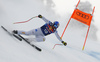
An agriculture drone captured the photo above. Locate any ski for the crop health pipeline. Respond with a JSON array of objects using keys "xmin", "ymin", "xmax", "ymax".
[
  {"xmin": 1, "ymin": 26, "xmax": 22, "ymax": 41},
  {"xmin": 1, "ymin": 26, "xmax": 41, "ymax": 51},
  {"xmin": 18, "ymin": 34, "xmax": 42, "ymax": 51}
]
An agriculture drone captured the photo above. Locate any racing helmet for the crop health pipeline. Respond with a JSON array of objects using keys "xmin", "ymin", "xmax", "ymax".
[{"xmin": 53, "ymin": 21, "xmax": 59, "ymax": 29}]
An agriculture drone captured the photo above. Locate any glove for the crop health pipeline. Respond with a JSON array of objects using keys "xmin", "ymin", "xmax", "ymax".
[
  {"xmin": 62, "ymin": 41, "xmax": 67, "ymax": 46},
  {"xmin": 38, "ymin": 14, "xmax": 42, "ymax": 18}
]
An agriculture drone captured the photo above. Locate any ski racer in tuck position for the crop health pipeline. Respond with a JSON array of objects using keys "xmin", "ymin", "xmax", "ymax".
[{"xmin": 13, "ymin": 15, "xmax": 67, "ymax": 46}]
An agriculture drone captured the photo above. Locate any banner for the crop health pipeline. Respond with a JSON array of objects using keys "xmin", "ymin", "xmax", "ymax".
[
  {"xmin": 60, "ymin": 0, "xmax": 95, "ymax": 50},
  {"xmin": 71, "ymin": 9, "xmax": 92, "ymax": 26}
]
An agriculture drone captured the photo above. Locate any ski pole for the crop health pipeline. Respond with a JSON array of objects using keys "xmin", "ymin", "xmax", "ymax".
[
  {"xmin": 53, "ymin": 44, "xmax": 63, "ymax": 49},
  {"xmin": 13, "ymin": 16, "xmax": 38, "ymax": 24}
]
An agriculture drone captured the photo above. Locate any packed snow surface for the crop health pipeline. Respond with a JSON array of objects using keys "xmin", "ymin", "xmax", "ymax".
[{"xmin": 0, "ymin": 0, "xmax": 100, "ymax": 62}]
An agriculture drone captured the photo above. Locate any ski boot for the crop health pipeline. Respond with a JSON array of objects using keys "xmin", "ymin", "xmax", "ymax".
[{"xmin": 12, "ymin": 30, "xmax": 18, "ymax": 34}]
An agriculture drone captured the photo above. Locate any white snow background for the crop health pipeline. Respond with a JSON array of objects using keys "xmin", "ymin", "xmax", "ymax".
[{"xmin": 0, "ymin": 0, "xmax": 100, "ymax": 62}]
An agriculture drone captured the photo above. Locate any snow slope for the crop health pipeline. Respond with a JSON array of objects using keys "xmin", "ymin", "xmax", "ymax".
[{"xmin": 0, "ymin": 0, "xmax": 100, "ymax": 62}]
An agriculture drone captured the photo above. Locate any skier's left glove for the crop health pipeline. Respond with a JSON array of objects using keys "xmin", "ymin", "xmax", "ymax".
[
  {"xmin": 62, "ymin": 41, "xmax": 67, "ymax": 46},
  {"xmin": 38, "ymin": 14, "xmax": 42, "ymax": 18}
]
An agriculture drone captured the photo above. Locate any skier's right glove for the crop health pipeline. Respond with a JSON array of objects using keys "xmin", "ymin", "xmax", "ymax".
[
  {"xmin": 62, "ymin": 41, "xmax": 67, "ymax": 46},
  {"xmin": 38, "ymin": 14, "xmax": 42, "ymax": 18}
]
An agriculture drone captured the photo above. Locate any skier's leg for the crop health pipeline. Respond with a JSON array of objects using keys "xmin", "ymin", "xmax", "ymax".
[
  {"xmin": 33, "ymin": 28, "xmax": 45, "ymax": 42},
  {"xmin": 13, "ymin": 29, "xmax": 35, "ymax": 35},
  {"xmin": 13, "ymin": 28, "xmax": 45, "ymax": 42},
  {"xmin": 35, "ymin": 36, "xmax": 46, "ymax": 42},
  {"xmin": 25, "ymin": 37, "xmax": 36, "ymax": 43},
  {"xmin": 25, "ymin": 36, "xmax": 45, "ymax": 43}
]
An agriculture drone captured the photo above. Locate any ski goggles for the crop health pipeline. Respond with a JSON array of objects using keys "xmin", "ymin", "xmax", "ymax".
[
  {"xmin": 54, "ymin": 24, "xmax": 59, "ymax": 28},
  {"xmin": 54, "ymin": 25, "xmax": 57, "ymax": 28}
]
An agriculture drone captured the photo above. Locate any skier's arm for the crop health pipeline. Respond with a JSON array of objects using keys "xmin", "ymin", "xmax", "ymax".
[
  {"xmin": 54, "ymin": 31, "xmax": 67, "ymax": 46},
  {"xmin": 54, "ymin": 31, "xmax": 63, "ymax": 41},
  {"xmin": 38, "ymin": 15, "xmax": 50, "ymax": 23}
]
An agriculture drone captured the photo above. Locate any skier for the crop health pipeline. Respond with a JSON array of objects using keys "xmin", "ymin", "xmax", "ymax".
[{"xmin": 13, "ymin": 15, "xmax": 67, "ymax": 46}]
